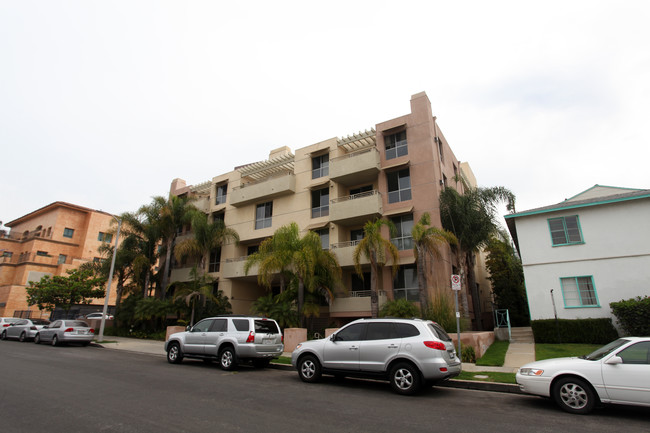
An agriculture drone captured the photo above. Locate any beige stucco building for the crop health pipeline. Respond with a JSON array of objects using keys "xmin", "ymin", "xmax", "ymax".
[
  {"xmin": 171, "ymin": 92, "xmax": 491, "ymax": 329},
  {"xmin": 0, "ymin": 202, "xmax": 119, "ymax": 318}
]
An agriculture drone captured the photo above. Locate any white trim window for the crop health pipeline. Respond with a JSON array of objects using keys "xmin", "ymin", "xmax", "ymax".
[{"xmin": 560, "ymin": 276, "xmax": 599, "ymax": 307}]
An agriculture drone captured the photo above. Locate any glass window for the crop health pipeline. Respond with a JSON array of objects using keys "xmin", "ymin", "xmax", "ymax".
[
  {"xmin": 57, "ymin": 254, "xmax": 67, "ymax": 265},
  {"xmin": 63, "ymin": 228, "xmax": 74, "ymax": 238},
  {"xmin": 216, "ymin": 184, "xmax": 228, "ymax": 205},
  {"xmin": 191, "ymin": 319, "xmax": 214, "ymax": 333},
  {"xmin": 247, "ymin": 245, "xmax": 259, "ymax": 256},
  {"xmin": 209, "ymin": 248, "xmax": 221, "ymax": 273},
  {"xmin": 428, "ymin": 323, "xmax": 452, "ymax": 341},
  {"xmin": 335, "ymin": 323, "xmax": 366, "ymax": 341},
  {"xmin": 98, "ymin": 232, "xmax": 113, "ymax": 243},
  {"xmin": 311, "ymin": 188, "xmax": 329, "ymax": 218},
  {"xmin": 394, "ymin": 264, "xmax": 418, "ymax": 301},
  {"xmin": 548, "ymin": 215, "xmax": 583, "ymax": 246},
  {"xmin": 36, "ymin": 251, "xmax": 48, "ymax": 256},
  {"xmin": 210, "ymin": 319, "xmax": 228, "ymax": 332},
  {"xmin": 397, "ymin": 323, "xmax": 421, "ymax": 338},
  {"xmin": 350, "ymin": 229, "xmax": 364, "ymax": 243},
  {"xmin": 366, "ymin": 322, "xmax": 398, "ymax": 340},
  {"xmin": 312, "ymin": 154, "xmax": 329, "ymax": 179},
  {"xmin": 351, "ymin": 273, "xmax": 370, "ymax": 292},
  {"xmin": 350, "ymin": 185, "xmax": 373, "ymax": 196},
  {"xmin": 213, "ymin": 212, "xmax": 225, "ymax": 224},
  {"xmin": 616, "ymin": 342, "xmax": 650, "ymax": 364},
  {"xmin": 314, "ymin": 228, "xmax": 329, "ymax": 250},
  {"xmin": 232, "ymin": 319, "xmax": 250, "ymax": 331},
  {"xmin": 255, "ymin": 202, "xmax": 273, "ymax": 230},
  {"xmin": 255, "ymin": 320, "xmax": 280, "ymax": 334},
  {"xmin": 385, "ymin": 130, "xmax": 408, "ymax": 160},
  {"xmin": 50, "ymin": 321, "xmax": 62, "ymax": 328},
  {"xmin": 387, "ymin": 169, "xmax": 412, "ymax": 204},
  {"xmin": 391, "ymin": 214, "xmax": 414, "ymax": 250},
  {"xmin": 561, "ymin": 276, "xmax": 599, "ymax": 307}
]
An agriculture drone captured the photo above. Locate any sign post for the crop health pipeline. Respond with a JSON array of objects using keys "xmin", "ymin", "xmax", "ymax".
[{"xmin": 451, "ymin": 274, "xmax": 462, "ymax": 358}]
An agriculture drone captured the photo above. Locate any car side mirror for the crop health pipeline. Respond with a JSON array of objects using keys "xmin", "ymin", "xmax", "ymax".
[
  {"xmin": 186, "ymin": 326, "xmax": 191, "ymax": 332},
  {"xmin": 330, "ymin": 334, "xmax": 338, "ymax": 342},
  {"xmin": 605, "ymin": 356, "xmax": 623, "ymax": 365}
]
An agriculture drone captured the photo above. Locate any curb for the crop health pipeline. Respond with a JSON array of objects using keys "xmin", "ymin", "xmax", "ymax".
[{"xmin": 438, "ymin": 379, "xmax": 522, "ymax": 394}]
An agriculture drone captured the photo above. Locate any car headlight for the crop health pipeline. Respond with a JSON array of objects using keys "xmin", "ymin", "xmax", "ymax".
[
  {"xmin": 519, "ymin": 368, "xmax": 544, "ymax": 376},
  {"xmin": 295, "ymin": 343, "xmax": 302, "ymax": 350}
]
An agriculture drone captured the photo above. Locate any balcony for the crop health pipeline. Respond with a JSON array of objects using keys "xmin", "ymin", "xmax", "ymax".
[
  {"xmin": 329, "ymin": 290, "xmax": 387, "ymax": 316},
  {"xmin": 230, "ymin": 173, "xmax": 296, "ymax": 207},
  {"xmin": 331, "ymin": 241, "xmax": 368, "ymax": 268},
  {"xmin": 330, "ymin": 190, "xmax": 382, "ymax": 226},
  {"xmin": 329, "ymin": 148, "xmax": 380, "ymax": 186},
  {"xmin": 221, "ymin": 256, "xmax": 259, "ymax": 279}
]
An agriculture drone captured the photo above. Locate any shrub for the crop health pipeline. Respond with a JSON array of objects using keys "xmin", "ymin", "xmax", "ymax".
[
  {"xmin": 610, "ymin": 296, "xmax": 650, "ymax": 336},
  {"xmin": 461, "ymin": 345, "xmax": 476, "ymax": 363},
  {"xmin": 379, "ymin": 298, "xmax": 419, "ymax": 318},
  {"xmin": 423, "ymin": 292, "xmax": 456, "ymax": 333},
  {"xmin": 531, "ymin": 318, "xmax": 618, "ymax": 344}
]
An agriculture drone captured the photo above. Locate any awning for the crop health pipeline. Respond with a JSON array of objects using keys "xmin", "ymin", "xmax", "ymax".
[{"xmin": 383, "ymin": 206, "xmax": 413, "ymax": 217}]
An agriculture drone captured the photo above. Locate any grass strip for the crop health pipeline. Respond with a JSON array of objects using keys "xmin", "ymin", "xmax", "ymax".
[
  {"xmin": 456, "ymin": 371, "xmax": 517, "ymax": 384},
  {"xmin": 475, "ymin": 340, "xmax": 509, "ymax": 366},
  {"xmin": 535, "ymin": 343, "xmax": 601, "ymax": 361}
]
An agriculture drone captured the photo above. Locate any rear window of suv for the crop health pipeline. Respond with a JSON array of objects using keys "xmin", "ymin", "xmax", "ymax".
[
  {"xmin": 255, "ymin": 320, "xmax": 279, "ymax": 334},
  {"xmin": 428, "ymin": 323, "xmax": 452, "ymax": 342},
  {"xmin": 232, "ymin": 319, "xmax": 250, "ymax": 331}
]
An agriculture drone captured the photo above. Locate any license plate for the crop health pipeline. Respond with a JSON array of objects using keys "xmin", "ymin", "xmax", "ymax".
[
  {"xmin": 263, "ymin": 338, "xmax": 273, "ymax": 344},
  {"xmin": 77, "ymin": 330, "xmax": 87, "ymax": 335}
]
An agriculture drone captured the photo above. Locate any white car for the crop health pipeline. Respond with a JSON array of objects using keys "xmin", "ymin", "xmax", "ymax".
[
  {"xmin": 516, "ymin": 337, "xmax": 650, "ymax": 414},
  {"xmin": 85, "ymin": 312, "xmax": 114, "ymax": 320}
]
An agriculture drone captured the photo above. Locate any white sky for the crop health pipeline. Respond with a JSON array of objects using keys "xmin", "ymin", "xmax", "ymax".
[{"xmin": 1, "ymin": 1, "xmax": 649, "ymax": 228}]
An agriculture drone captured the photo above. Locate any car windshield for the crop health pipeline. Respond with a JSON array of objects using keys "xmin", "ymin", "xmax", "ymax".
[
  {"xmin": 255, "ymin": 320, "xmax": 279, "ymax": 334},
  {"xmin": 66, "ymin": 321, "xmax": 89, "ymax": 328},
  {"xmin": 32, "ymin": 319, "xmax": 50, "ymax": 325},
  {"xmin": 582, "ymin": 338, "xmax": 630, "ymax": 360}
]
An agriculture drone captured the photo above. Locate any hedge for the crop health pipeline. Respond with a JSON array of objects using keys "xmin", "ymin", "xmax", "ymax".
[
  {"xmin": 610, "ymin": 296, "xmax": 650, "ymax": 336},
  {"xmin": 531, "ymin": 318, "xmax": 618, "ymax": 344}
]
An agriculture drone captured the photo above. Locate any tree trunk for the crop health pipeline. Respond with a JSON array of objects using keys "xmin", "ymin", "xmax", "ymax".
[
  {"xmin": 298, "ymin": 278, "xmax": 305, "ymax": 327},
  {"xmin": 466, "ymin": 252, "xmax": 483, "ymax": 331},
  {"xmin": 160, "ymin": 238, "xmax": 174, "ymax": 299},
  {"xmin": 417, "ymin": 249, "xmax": 428, "ymax": 317},
  {"xmin": 370, "ymin": 252, "xmax": 378, "ymax": 318},
  {"xmin": 459, "ymin": 257, "xmax": 470, "ymax": 320}
]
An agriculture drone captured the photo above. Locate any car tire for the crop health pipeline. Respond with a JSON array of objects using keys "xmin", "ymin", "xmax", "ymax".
[
  {"xmin": 389, "ymin": 362, "xmax": 422, "ymax": 395},
  {"xmin": 34, "ymin": 333, "xmax": 41, "ymax": 344},
  {"xmin": 166, "ymin": 342, "xmax": 183, "ymax": 364},
  {"xmin": 51, "ymin": 335, "xmax": 59, "ymax": 347},
  {"xmin": 0, "ymin": 330, "xmax": 6, "ymax": 340},
  {"xmin": 298, "ymin": 355, "xmax": 322, "ymax": 383},
  {"xmin": 19, "ymin": 332, "xmax": 27, "ymax": 342},
  {"xmin": 253, "ymin": 358, "xmax": 271, "ymax": 369},
  {"xmin": 552, "ymin": 376, "xmax": 597, "ymax": 414},
  {"xmin": 219, "ymin": 347, "xmax": 238, "ymax": 371}
]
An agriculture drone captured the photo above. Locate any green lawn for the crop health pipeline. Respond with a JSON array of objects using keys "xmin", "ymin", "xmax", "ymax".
[
  {"xmin": 475, "ymin": 340, "xmax": 509, "ymax": 366},
  {"xmin": 535, "ymin": 343, "xmax": 601, "ymax": 361},
  {"xmin": 456, "ymin": 371, "xmax": 516, "ymax": 384},
  {"xmin": 274, "ymin": 356, "xmax": 292, "ymax": 365}
]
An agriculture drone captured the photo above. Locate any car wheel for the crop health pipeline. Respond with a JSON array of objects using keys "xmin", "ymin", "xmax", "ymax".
[
  {"xmin": 51, "ymin": 335, "xmax": 59, "ymax": 347},
  {"xmin": 19, "ymin": 332, "xmax": 27, "ymax": 342},
  {"xmin": 219, "ymin": 347, "xmax": 237, "ymax": 371},
  {"xmin": 34, "ymin": 333, "xmax": 41, "ymax": 344},
  {"xmin": 253, "ymin": 358, "xmax": 271, "ymax": 369},
  {"xmin": 298, "ymin": 355, "xmax": 322, "ymax": 383},
  {"xmin": 552, "ymin": 377, "xmax": 597, "ymax": 414},
  {"xmin": 166, "ymin": 342, "xmax": 183, "ymax": 364},
  {"xmin": 0, "ymin": 330, "xmax": 6, "ymax": 340},
  {"xmin": 390, "ymin": 362, "xmax": 422, "ymax": 395}
]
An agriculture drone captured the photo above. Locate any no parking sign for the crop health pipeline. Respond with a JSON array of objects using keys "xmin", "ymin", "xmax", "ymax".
[{"xmin": 451, "ymin": 274, "xmax": 461, "ymax": 291}]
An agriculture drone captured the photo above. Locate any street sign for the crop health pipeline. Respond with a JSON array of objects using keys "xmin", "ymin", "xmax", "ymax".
[{"xmin": 451, "ymin": 274, "xmax": 461, "ymax": 291}]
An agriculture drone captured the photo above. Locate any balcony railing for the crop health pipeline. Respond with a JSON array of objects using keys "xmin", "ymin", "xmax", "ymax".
[
  {"xmin": 329, "ymin": 147, "xmax": 380, "ymax": 186},
  {"xmin": 330, "ymin": 190, "xmax": 382, "ymax": 225},
  {"xmin": 230, "ymin": 172, "xmax": 296, "ymax": 207}
]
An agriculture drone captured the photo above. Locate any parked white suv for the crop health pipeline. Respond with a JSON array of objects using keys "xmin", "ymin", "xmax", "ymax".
[
  {"xmin": 291, "ymin": 318, "xmax": 461, "ymax": 395},
  {"xmin": 165, "ymin": 315, "xmax": 284, "ymax": 370}
]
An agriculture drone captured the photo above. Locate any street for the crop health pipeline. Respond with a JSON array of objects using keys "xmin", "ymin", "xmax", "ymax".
[{"xmin": 1, "ymin": 342, "xmax": 648, "ymax": 433}]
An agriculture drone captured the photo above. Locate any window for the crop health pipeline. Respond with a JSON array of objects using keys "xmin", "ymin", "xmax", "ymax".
[
  {"xmin": 387, "ymin": 169, "xmax": 412, "ymax": 203},
  {"xmin": 336, "ymin": 323, "xmax": 366, "ymax": 341},
  {"xmin": 63, "ymin": 228, "xmax": 74, "ymax": 238},
  {"xmin": 385, "ymin": 130, "xmax": 408, "ymax": 160},
  {"xmin": 394, "ymin": 264, "xmax": 418, "ymax": 301},
  {"xmin": 232, "ymin": 319, "xmax": 250, "ymax": 331},
  {"xmin": 213, "ymin": 211, "xmax": 225, "ymax": 224},
  {"xmin": 57, "ymin": 254, "xmax": 67, "ymax": 265},
  {"xmin": 437, "ymin": 137, "xmax": 444, "ymax": 163},
  {"xmin": 391, "ymin": 214, "xmax": 414, "ymax": 250},
  {"xmin": 617, "ymin": 342, "xmax": 650, "ymax": 364},
  {"xmin": 366, "ymin": 323, "xmax": 398, "ymax": 340},
  {"xmin": 209, "ymin": 248, "xmax": 221, "ymax": 273},
  {"xmin": 247, "ymin": 245, "xmax": 259, "ymax": 256},
  {"xmin": 350, "ymin": 229, "xmax": 364, "ymax": 242},
  {"xmin": 191, "ymin": 319, "xmax": 214, "ymax": 333},
  {"xmin": 351, "ymin": 273, "xmax": 371, "ymax": 292},
  {"xmin": 548, "ymin": 216, "xmax": 583, "ymax": 246},
  {"xmin": 350, "ymin": 185, "xmax": 373, "ymax": 196},
  {"xmin": 36, "ymin": 251, "xmax": 48, "ymax": 257},
  {"xmin": 314, "ymin": 228, "xmax": 329, "ymax": 249},
  {"xmin": 560, "ymin": 276, "xmax": 599, "ymax": 307},
  {"xmin": 2, "ymin": 251, "xmax": 12, "ymax": 258},
  {"xmin": 311, "ymin": 188, "xmax": 329, "ymax": 218},
  {"xmin": 98, "ymin": 232, "xmax": 113, "ymax": 243},
  {"xmin": 255, "ymin": 202, "xmax": 273, "ymax": 230},
  {"xmin": 216, "ymin": 183, "xmax": 228, "ymax": 205},
  {"xmin": 312, "ymin": 154, "xmax": 329, "ymax": 179},
  {"xmin": 210, "ymin": 319, "xmax": 228, "ymax": 332}
]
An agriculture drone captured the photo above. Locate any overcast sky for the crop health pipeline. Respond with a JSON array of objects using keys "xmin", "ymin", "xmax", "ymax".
[{"xmin": 1, "ymin": 1, "xmax": 648, "ymax": 228}]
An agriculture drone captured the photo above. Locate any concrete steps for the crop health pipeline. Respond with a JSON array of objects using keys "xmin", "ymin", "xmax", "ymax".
[
  {"xmin": 509, "ymin": 327, "xmax": 534, "ymax": 343},
  {"xmin": 503, "ymin": 327, "xmax": 535, "ymax": 368}
]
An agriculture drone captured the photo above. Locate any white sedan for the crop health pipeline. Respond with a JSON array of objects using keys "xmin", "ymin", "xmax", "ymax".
[{"xmin": 516, "ymin": 337, "xmax": 650, "ymax": 414}]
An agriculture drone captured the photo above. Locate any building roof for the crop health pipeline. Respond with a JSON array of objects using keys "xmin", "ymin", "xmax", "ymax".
[
  {"xmin": 6, "ymin": 201, "xmax": 114, "ymax": 227},
  {"xmin": 505, "ymin": 185, "xmax": 650, "ymax": 252}
]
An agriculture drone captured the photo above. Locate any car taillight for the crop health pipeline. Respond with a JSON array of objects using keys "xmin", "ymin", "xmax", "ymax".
[
  {"xmin": 424, "ymin": 341, "xmax": 446, "ymax": 351},
  {"xmin": 246, "ymin": 331, "xmax": 255, "ymax": 343},
  {"xmin": 281, "ymin": 335, "xmax": 284, "ymax": 343},
  {"xmin": 2, "ymin": 324, "xmax": 10, "ymax": 327},
  {"xmin": 439, "ymin": 367, "xmax": 448, "ymax": 372},
  {"xmin": 89, "ymin": 329, "xmax": 95, "ymax": 334},
  {"xmin": 64, "ymin": 328, "xmax": 74, "ymax": 333},
  {"xmin": 30, "ymin": 326, "xmax": 37, "ymax": 330}
]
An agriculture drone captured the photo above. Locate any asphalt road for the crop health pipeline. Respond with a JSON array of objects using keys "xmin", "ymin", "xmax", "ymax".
[{"xmin": 1, "ymin": 341, "xmax": 648, "ymax": 433}]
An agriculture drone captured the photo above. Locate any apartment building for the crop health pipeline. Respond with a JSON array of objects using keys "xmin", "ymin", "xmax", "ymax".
[
  {"xmin": 0, "ymin": 202, "xmax": 118, "ymax": 318},
  {"xmin": 170, "ymin": 92, "xmax": 486, "ymax": 328}
]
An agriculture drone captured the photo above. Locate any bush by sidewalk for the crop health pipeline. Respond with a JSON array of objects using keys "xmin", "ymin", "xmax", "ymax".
[
  {"xmin": 610, "ymin": 296, "xmax": 650, "ymax": 336},
  {"xmin": 531, "ymin": 318, "xmax": 618, "ymax": 344}
]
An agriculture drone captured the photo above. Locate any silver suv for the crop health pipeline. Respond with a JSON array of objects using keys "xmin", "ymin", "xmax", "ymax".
[
  {"xmin": 291, "ymin": 318, "xmax": 461, "ymax": 395},
  {"xmin": 165, "ymin": 315, "xmax": 284, "ymax": 370}
]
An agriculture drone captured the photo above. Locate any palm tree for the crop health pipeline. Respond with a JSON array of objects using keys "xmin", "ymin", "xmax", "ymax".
[
  {"xmin": 172, "ymin": 266, "xmax": 221, "ymax": 326},
  {"xmin": 411, "ymin": 212, "xmax": 457, "ymax": 315},
  {"xmin": 155, "ymin": 194, "xmax": 197, "ymax": 299},
  {"xmin": 244, "ymin": 223, "xmax": 341, "ymax": 327},
  {"xmin": 439, "ymin": 183, "xmax": 515, "ymax": 330},
  {"xmin": 174, "ymin": 213, "xmax": 239, "ymax": 275},
  {"xmin": 353, "ymin": 218, "xmax": 400, "ymax": 318}
]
